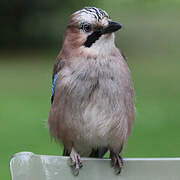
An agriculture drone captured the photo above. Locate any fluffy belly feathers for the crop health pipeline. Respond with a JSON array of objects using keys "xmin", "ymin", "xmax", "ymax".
[{"xmin": 49, "ymin": 57, "xmax": 133, "ymax": 154}]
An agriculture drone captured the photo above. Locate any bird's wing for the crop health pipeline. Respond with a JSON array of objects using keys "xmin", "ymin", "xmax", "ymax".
[
  {"xmin": 117, "ymin": 48, "xmax": 135, "ymax": 137},
  {"xmin": 51, "ymin": 74, "xmax": 59, "ymax": 104},
  {"xmin": 51, "ymin": 56, "xmax": 65, "ymax": 104},
  {"xmin": 48, "ymin": 55, "xmax": 67, "ymax": 141},
  {"xmin": 121, "ymin": 51, "xmax": 127, "ymax": 61},
  {"xmin": 120, "ymin": 50, "xmax": 135, "ymax": 136},
  {"xmin": 125, "ymin": 84, "xmax": 135, "ymax": 136}
]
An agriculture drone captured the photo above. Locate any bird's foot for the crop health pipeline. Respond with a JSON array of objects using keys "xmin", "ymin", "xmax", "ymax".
[
  {"xmin": 70, "ymin": 147, "xmax": 83, "ymax": 176},
  {"xmin": 110, "ymin": 151, "xmax": 124, "ymax": 174}
]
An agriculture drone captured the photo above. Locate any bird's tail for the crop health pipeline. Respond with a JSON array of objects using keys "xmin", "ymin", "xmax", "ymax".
[
  {"xmin": 63, "ymin": 147, "xmax": 108, "ymax": 158},
  {"xmin": 63, "ymin": 148, "xmax": 70, "ymax": 156},
  {"xmin": 89, "ymin": 147, "xmax": 108, "ymax": 158}
]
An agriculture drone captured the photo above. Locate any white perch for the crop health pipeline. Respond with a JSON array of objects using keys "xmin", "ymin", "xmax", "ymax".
[{"xmin": 10, "ymin": 152, "xmax": 180, "ymax": 180}]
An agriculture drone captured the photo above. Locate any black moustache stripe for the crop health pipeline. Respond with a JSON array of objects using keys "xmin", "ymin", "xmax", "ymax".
[{"xmin": 84, "ymin": 30, "xmax": 103, "ymax": 48}]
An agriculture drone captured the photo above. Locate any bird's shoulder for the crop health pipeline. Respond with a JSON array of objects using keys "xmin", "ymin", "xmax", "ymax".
[
  {"xmin": 51, "ymin": 52, "xmax": 66, "ymax": 104},
  {"xmin": 52, "ymin": 53, "xmax": 66, "ymax": 81},
  {"xmin": 112, "ymin": 47, "xmax": 127, "ymax": 61}
]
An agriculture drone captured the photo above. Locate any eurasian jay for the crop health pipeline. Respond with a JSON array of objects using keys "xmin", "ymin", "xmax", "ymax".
[{"xmin": 48, "ymin": 7, "xmax": 135, "ymax": 175}]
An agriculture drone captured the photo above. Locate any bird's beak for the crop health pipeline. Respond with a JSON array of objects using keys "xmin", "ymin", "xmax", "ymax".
[{"xmin": 102, "ymin": 21, "xmax": 122, "ymax": 34}]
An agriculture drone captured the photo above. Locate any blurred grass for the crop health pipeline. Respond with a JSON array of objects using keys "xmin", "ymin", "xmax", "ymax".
[{"xmin": 1, "ymin": 0, "xmax": 180, "ymax": 179}]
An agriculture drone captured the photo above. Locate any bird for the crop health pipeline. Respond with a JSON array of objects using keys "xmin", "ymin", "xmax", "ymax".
[{"xmin": 48, "ymin": 7, "xmax": 135, "ymax": 175}]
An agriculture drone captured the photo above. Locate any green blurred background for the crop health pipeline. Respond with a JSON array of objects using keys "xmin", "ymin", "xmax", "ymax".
[{"xmin": 1, "ymin": 0, "xmax": 180, "ymax": 179}]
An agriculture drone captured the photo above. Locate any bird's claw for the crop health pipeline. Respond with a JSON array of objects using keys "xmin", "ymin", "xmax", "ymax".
[
  {"xmin": 110, "ymin": 151, "xmax": 124, "ymax": 174},
  {"xmin": 70, "ymin": 147, "xmax": 83, "ymax": 176}
]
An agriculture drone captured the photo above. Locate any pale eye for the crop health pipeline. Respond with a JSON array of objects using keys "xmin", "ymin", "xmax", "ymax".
[{"xmin": 80, "ymin": 23, "xmax": 92, "ymax": 33}]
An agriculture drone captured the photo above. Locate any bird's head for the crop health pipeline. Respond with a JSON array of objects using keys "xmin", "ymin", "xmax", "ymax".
[{"xmin": 62, "ymin": 7, "xmax": 122, "ymax": 57}]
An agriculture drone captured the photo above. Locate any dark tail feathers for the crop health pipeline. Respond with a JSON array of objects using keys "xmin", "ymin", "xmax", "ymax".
[{"xmin": 63, "ymin": 147, "xmax": 108, "ymax": 158}]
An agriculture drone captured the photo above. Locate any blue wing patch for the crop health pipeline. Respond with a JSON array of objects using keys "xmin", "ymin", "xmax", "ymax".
[{"xmin": 51, "ymin": 74, "xmax": 59, "ymax": 104}]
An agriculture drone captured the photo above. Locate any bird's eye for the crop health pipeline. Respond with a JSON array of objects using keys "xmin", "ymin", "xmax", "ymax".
[{"xmin": 81, "ymin": 23, "xmax": 92, "ymax": 33}]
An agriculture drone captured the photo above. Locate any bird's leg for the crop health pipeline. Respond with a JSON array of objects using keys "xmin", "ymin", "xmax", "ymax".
[
  {"xmin": 70, "ymin": 146, "xmax": 83, "ymax": 175},
  {"xmin": 110, "ymin": 151, "xmax": 124, "ymax": 174}
]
